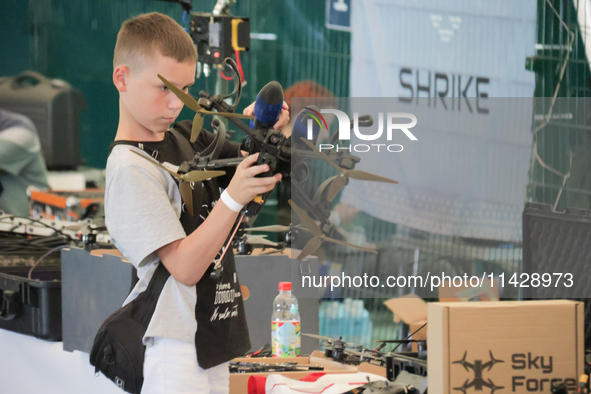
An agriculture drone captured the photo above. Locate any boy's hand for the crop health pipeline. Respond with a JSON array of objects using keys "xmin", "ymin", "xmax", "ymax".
[
  {"xmin": 243, "ymin": 101, "xmax": 290, "ymax": 131},
  {"xmin": 226, "ymin": 153, "xmax": 282, "ymax": 206}
]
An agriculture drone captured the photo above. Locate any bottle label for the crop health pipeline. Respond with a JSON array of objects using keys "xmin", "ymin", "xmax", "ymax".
[{"xmin": 272, "ymin": 321, "xmax": 301, "ymax": 357}]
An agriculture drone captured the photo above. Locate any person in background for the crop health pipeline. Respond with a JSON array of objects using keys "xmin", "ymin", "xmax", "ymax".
[
  {"xmin": 279, "ymin": 80, "xmax": 338, "ymax": 143},
  {"xmin": 0, "ymin": 109, "xmax": 49, "ymax": 217}
]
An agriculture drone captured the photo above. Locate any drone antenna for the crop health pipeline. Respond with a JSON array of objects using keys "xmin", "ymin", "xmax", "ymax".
[{"xmin": 391, "ymin": 322, "xmax": 427, "ymax": 352}]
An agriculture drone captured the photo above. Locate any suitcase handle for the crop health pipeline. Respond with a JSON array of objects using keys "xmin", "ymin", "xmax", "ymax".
[
  {"xmin": 10, "ymin": 71, "xmax": 50, "ymax": 89},
  {"xmin": 0, "ymin": 290, "xmax": 22, "ymax": 321}
]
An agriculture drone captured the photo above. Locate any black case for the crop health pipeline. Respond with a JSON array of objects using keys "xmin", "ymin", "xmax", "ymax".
[
  {"xmin": 0, "ymin": 265, "xmax": 62, "ymax": 341},
  {"xmin": 522, "ymin": 202, "xmax": 591, "ymax": 348},
  {"xmin": 522, "ymin": 202, "xmax": 591, "ymax": 299},
  {"xmin": 0, "ymin": 71, "xmax": 86, "ymax": 170}
]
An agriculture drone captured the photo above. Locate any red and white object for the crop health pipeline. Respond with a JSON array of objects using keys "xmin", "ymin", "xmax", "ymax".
[{"xmin": 265, "ymin": 372, "xmax": 387, "ymax": 394}]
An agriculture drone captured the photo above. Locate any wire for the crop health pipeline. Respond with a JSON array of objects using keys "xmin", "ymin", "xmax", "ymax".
[
  {"xmin": 215, "ymin": 212, "xmax": 245, "ymax": 267},
  {"xmin": 220, "ymin": 69, "xmax": 234, "ymax": 81},
  {"xmin": 0, "ymin": 215, "xmax": 72, "ymax": 267},
  {"xmin": 532, "ymin": 0, "xmax": 575, "ymax": 135},
  {"xmin": 0, "ymin": 215, "xmax": 74, "ymax": 242},
  {"xmin": 27, "ymin": 244, "xmax": 69, "ymax": 280},
  {"xmin": 553, "ymin": 151, "xmax": 573, "ymax": 211},
  {"xmin": 0, "ymin": 233, "xmax": 69, "ymax": 257},
  {"xmin": 529, "ymin": 0, "xmax": 576, "ymax": 210},
  {"xmin": 390, "ymin": 322, "xmax": 427, "ymax": 353},
  {"xmin": 182, "ymin": 11, "xmax": 190, "ymax": 32},
  {"xmin": 234, "ymin": 50, "xmax": 245, "ymax": 85}
]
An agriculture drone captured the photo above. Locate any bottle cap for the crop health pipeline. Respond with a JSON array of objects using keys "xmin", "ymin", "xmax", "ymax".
[{"xmin": 278, "ymin": 282, "xmax": 292, "ymax": 291}]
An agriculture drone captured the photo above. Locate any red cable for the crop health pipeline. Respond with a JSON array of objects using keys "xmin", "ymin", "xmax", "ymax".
[
  {"xmin": 234, "ymin": 49, "xmax": 245, "ymax": 84},
  {"xmin": 219, "ymin": 69, "xmax": 233, "ymax": 81},
  {"xmin": 219, "ymin": 51, "xmax": 246, "ymax": 82},
  {"xmin": 216, "ymin": 212, "xmax": 244, "ymax": 265}
]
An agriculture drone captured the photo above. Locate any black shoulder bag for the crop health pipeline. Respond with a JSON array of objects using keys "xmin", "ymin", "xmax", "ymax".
[
  {"xmin": 89, "ymin": 262, "xmax": 170, "ymax": 394},
  {"xmin": 92, "ymin": 128, "xmax": 196, "ymax": 393}
]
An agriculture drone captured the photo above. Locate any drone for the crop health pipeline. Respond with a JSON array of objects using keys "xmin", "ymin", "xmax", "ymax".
[
  {"xmin": 132, "ymin": 57, "xmax": 398, "ymax": 261},
  {"xmin": 232, "ymin": 224, "xmax": 293, "ymax": 255},
  {"xmin": 348, "ymin": 380, "xmax": 421, "ymax": 394},
  {"xmin": 229, "ymin": 361, "xmax": 324, "ymax": 374},
  {"xmin": 64, "ymin": 219, "xmax": 111, "ymax": 250},
  {"xmin": 302, "ymin": 333, "xmax": 359, "ymax": 364},
  {"xmin": 374, "ymin": 339, "xmax": 427, "ymax": 358},
  {"xmin": 303, "ymin": 333, "xmax": 427, "ymax": 382}
]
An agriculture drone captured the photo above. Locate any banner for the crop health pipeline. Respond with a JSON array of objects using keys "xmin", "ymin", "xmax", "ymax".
[{"xmin": 341, "ymin": 0, "xmax": 537, "ymax": 241}]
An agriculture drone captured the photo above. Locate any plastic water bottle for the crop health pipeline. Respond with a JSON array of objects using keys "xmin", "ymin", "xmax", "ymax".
[{"xmin": 271, "ymin": 282, "xmax": 301, "ymax": 357}]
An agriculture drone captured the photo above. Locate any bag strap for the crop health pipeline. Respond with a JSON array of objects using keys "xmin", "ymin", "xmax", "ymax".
[
  {"xmin": 107, "ymin": 126, "xmax": 196, "ymax": 160},
  {"xmin": 169, "ymin": 127, "xmax": 196, "ymax": 161},
  {"xmin": 145, "ymin": 263, "xmax": 171, "ymax": 299}
]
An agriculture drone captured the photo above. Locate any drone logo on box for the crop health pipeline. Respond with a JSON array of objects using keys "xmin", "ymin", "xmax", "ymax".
[
  {"xmin": 453, "ymin": 350, "xmax": 505, "ymax": 394},
  {"xmin": 303, "ymin": 107, "xmax": 418, "ymax": 153}
]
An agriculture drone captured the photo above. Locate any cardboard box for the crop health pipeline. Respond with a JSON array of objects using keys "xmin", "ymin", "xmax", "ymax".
[
  {"xmin": 384, "ymin": 294, "xmax": 428, "ymax": 351},
  {"xmin": 438, "ymin": 280, "xmax": 499, "ymax": 302},
  {"xmin": 428, "ymin": 300, "xmax": 584, "ymax": 394},
  {"xmin": 230, "ymin": 351, "xmax": 358, "ymax": 394}
]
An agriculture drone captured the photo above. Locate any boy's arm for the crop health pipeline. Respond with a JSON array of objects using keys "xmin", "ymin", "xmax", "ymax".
[
  {"xmin": 105, "ymin": 156, "xmax": 187, "ymax": 269},
  {"xmin": 155, "ymin": 153, "xmax": 282, "ymax": 286}
]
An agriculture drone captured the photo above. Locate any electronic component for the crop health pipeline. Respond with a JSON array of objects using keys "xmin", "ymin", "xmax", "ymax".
[{"xmin": 189, "ymin": 13, "xmax": 250, "ymax": 67}]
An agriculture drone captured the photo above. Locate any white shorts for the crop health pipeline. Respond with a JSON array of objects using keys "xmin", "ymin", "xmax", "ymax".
[{"xmin": 141, "ymin": 336, "xmax": 230, "ymax": 394}]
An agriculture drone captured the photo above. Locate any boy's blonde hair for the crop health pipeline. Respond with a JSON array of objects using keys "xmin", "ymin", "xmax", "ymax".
[{"xmin": 114, "ymin": 12, "xmax": 197, "ymax": 71}]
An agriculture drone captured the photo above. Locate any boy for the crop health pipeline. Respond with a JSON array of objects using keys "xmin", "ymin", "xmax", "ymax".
[{"xmin": 105, "ymin": 12, "xmax": 286, "ymax": 394}]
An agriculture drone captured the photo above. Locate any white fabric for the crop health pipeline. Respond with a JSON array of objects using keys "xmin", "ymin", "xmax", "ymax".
[
  {"xmin": 141, "ymin": 336, "xmax": 230, "ymax": 394},
  {"xmin": 345, "ymin": 0, "xmax": 537, "ymax": 241},
  {"xmin": 0, "ymin": 329, "xmax": 122, "ymax": 394},
  {"xmin": 0, "ymin": 126, "xmax": 41, "ymax": 152},
  {"xmin": 105, "ymin": 145, "xmax": 197, "ymax": 344},
  {"xmin": 0, "ymin": 126, "xmax": 49, "ymax": 216},
  {"xmin": 573, "ymin": 0, "xmax": 591, "ymax": 73},
  {"xmin": 265, "ymin": 372, "xmax": 387, "ymax": 394}
]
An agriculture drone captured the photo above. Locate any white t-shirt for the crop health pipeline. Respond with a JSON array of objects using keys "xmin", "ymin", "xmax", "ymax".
[{"xmin": 105, "ymin": 145, "xmax": 197, "ymax": 344}]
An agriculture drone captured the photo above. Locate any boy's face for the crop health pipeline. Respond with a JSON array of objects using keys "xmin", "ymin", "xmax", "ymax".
[{"xmin": 118, "ymin": 52, "xmax": 196, "ymax": 137}]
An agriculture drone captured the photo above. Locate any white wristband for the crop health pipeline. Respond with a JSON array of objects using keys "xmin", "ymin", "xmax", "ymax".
[{"xmin": 220, "ymin": 189, "xmax": 244, "ymax": 212}]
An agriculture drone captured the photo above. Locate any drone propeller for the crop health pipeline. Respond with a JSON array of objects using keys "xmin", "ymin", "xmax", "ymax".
[
  {"xmin": 244, "ymin": 225, "xmax": 291, "ymax": 232},
  {"xmin": 302, "ymin": 333, "xmax": 357, "ymax": 348},
  {"xmin": 158, "ymin": 74, "xmax": 256, "ymax": 142},
  {"xmin": 179, "ymin": 182, "xmax": 193, "ymax": 216},
  {"xmin": 244, "ymin": 234, "xmax": 279, "ymax": 247},
  {"xmin": 374, "ymin": 339, "xmax": 424, "ymax": 344},
  {"xmin": 65, "ymin": 218, "xmax": 105, "ymax": 232},
  {"xmin": 288, "ymin": 200, "xmax": 377, "ymax": 260},
  {"xmin": 345, "ymin": 348, "xmax": 384, "ymax": 361},
  {"xmin": 299, "ymin": 137, "xmax": 398, "ymax": 201},
  {"xmin": 130, "ymin": 150, "xmax": 225, "ymax": 216},
  {"xmin": 258, "ymin": 247, "xmax": 287, "ymax": 255},
  {"xmin": 65, "ymin": 222, "xmax": 107, "ymax": 236}
]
